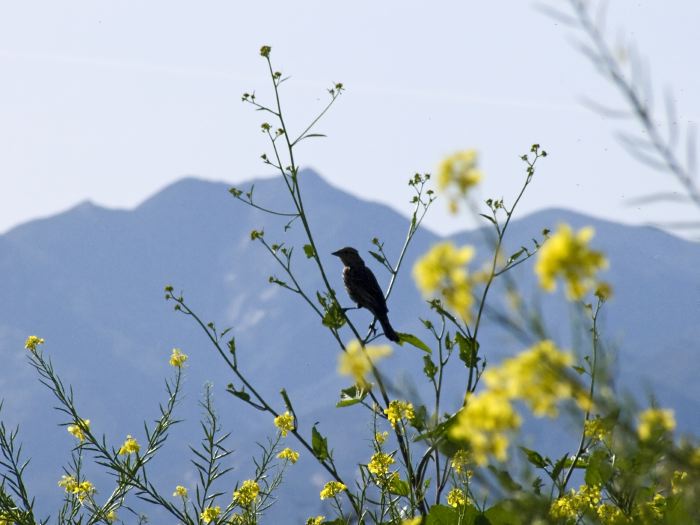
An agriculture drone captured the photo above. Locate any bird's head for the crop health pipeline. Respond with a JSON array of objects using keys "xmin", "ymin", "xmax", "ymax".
[{"xmin": 332, "ymin": 246, "xmax": 364, "ymax": 266}]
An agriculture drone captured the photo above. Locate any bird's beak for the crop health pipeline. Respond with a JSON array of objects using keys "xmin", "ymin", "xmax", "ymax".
[{"xmin": 331, "ymin": 249, "xmax": 341, "ymax": 257}]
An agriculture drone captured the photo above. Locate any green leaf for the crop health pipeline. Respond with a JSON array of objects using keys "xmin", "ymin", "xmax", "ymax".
[
  {"xmin": 226, "ymin": 384, "xmax": 250, "ymax": 402},
  {"xmin": 303, "ymin": 244, "xmax": 316, "ymax": 258},
  {"xmin": 388, "ymin": 476, "xmax": 410, "ymax": 497},
  {"xmin": 487, "ymin": 466, "xmax": 522, "ymax": 492},
  {"xmin": 423, "ymin": 355, "xmax": 438, "ymax": 379},
  {"xmin": 398, "ymin": 333, "xmax": 432, "ymax": 353},
  {"xmin": 572, "ymin": 365, "xmax": 586, "ymax": 375},
  {"xmin": 484, "ymin": 500, "xmax": 523, "ymax": 525},
  {"xmin": 456, "ymin": 333, "xmax": 480, "ymax": 367},
  {"xmin": 322, "ymin": 301, "xmax": 346, "ymax": 330},
  {"xmin": 551, "ymin": 453, "xmax": 569, "ymax": 481},
  {"xmin": 585, "ymin": 449, "xmax": 613, "ymax": 486},
  {"xmin": 311, "ymin": 425, "xmax": 329, "ymax": 461},
  {"xmin": 519, "ymin": 447, "xmax": 547, "ymax": 469},
  {"xmin": 425, "ymin": 504, "xmax": 457, "ymax": 525},
  {"xmin": 479, "ymin": 213, "xmax": 497, "ymax": 225},
  {"xmin": 336, "ymin": 385, "xmax": 368, "ymax": 408},
  {"xmin": 368, "ymin": 250, "xmax": 386, "ymax": 265}
]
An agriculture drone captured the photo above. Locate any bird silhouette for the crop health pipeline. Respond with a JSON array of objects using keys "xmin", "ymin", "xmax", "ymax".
[{"xmin": 332, "ymin": 246, "xmax": 400, "ymax": 342}]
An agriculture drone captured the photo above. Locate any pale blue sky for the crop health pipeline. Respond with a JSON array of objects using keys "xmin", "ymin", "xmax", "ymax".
[{"xmin": 1, "ymin": 1, "xmax": 698, "ymax": 236}]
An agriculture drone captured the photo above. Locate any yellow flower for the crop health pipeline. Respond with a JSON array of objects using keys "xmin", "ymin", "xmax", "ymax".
[
  {"xmin": 273, "ymin": 411, "xmax": 295, "ymax": 437},
  {"xmin": 59, "ymin": 476, "xmax": 95, "ymax": 503},
  {"xmin": 401, "ymin": 519, "xmax": 422, "ymax": 525},
  {"xmin": 437, "ymin": 150, "xmax": 482, "ymax": 213},
  {"xmin": 384, "ymin": 400, "xmax": 414, "ymax": 429},
  {"xmin": 338, "ymin": 340, "xmax": 392, "ymax": 388},
  {"xmin": 173, "ymin": 485, "xmax": 188, "ymax": 497},
  {"xmin": 550, "ymin": 492, "xmax": 578, "ymax": 521},
  {"xmin": 451, "ymin": 449, "xmax": 471, "ymax": 475},
  {"xmin": 637, "ymin": 408, "xmax": 675, "ymax": 441},
  {"xmin": 0, "ymin": 514, "xmax": 12, "ymax": 525},
  {"xmin": 229, "ymin": 514, "xmax": 245, "ymax": 525},
  {"xmin": 169, "ymin": 348, "xmax": 188, "ymax": 367},
  {"xmin": 413, "ymin": 242, "xmax": 475, "ymax": 321},
  {"xmin": 597, "ymin": 504, "xmax": 630, "ymax": 524},
  {"xmin": 584, "ymin": 416, "xmax": 611, "ymax": 442},
  {"xmin": 105, "ymin": 510, "xmax": 117, "ymax": 523},
  {"xmin": 449, "ymin": 391, "xmax": 521, "ymax": 465},
  {"xmin": 672, "ymin": 470, "xmax": 688, "ymax": 495},
  {"xmin": 306, "ymin": 516, "xmax": 325, "ymax": 525},
  {"xmin": 58, "ymin": 474, "xmax": 78, "ymax": 493},
  {"xmin": 446, "ymin": 487, "xmax": 467, "ymax": 508},
  {"xmin": 375, "ymin": 431, "xmax": 389, "ymax": 445},
  {"xmin": 319, "ymin": 481, "xmax": 347, "ymax": 500},
  {"xmin": 67, "ymin": 419, "xmax": 90, "ymax": 442},
  {"xmin": 233, "ymin": 479, "xmax": 260, "ymax": 507},
  {"xmin": 24, "ymin": 335, "xmax": 45, "ymax": 352},
  {"xmin": 277, "ymin": 447, "xmax": 300, "ymax": 464},
  {"xmin": 118, "ymin": 435, "xmax": 140, "ymax": 455},
  {"xmin": 482, "ymin": 340, "xmax": 586, "ymax": 417},
  {"xmin": 200, "ymin": 506, "xmax": 221, "ymax": 523},
  {"xmin": 535, "ymin": 224, "xmax": 608, "ymax": 300},
  {"xmin": 367, "ymin": 452, "xmax": 394, "ymax": 477}
]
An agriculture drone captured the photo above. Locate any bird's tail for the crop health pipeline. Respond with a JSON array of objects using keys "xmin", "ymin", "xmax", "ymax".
[{"xmin": 377, "ymin": 313, "xmax": 400, "ymax": 343}]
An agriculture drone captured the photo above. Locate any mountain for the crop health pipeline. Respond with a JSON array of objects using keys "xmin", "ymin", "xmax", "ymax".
[{"xmin": 1, "ymin": 170, "xmax": 698, "ymax": 522}]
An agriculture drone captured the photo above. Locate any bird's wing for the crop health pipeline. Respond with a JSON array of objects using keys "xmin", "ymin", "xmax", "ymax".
[{"xmin": 348, "ymin": 265, "xmax": 389, "ymax": 315}]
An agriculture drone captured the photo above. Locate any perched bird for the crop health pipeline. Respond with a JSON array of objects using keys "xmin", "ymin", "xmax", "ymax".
[{"xmin": 332, "ymin": 246, "xmax": 400, "ymax": 342}]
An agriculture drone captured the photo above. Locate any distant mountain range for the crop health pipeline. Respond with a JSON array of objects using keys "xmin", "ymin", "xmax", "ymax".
[{"xmin": 1, "ymin": 170, "xmax": 698, "ymax": 522}]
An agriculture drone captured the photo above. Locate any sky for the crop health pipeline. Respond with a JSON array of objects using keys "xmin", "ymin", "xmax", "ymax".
[{"xmin": 1, "ymin": 1, "xmax": 699, "ymax": 237}]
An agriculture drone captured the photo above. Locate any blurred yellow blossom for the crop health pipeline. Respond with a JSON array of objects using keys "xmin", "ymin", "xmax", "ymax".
[
  {"xmin": 105, "ymin": 510, "xmax": 117, "ymax": 523},
  {"xmin": 451, "ymin": 449, "xmax": 472, "ymax": 475},
  {"xmin": 200, "ymin": 506, "xmax": 220, "ymax": 523},
  {"xmin": 637, "ymin": 408, "xmax": 675, "ymax": 441},
  {"xmin": 67, "ymin": 419, "xmax": 90, "ymax": 442},
  {"xmin": 173, "ymin": 485, "xmax": 188, "ymax": 497},
  {"xmin": 437, "ymin": 150, "xmax": 482, "ymax": 213},
  {"xmin": 169, "ymin": 348, "xmax": 188, "ymax": 367},
  {"xmin": 375, "ymin": 431, "xmax": 389, "ymax": 445},
  {"xmin": 449, "ymin": 390, "xmax": 520, "ymax": 465},
  {"xmin": 233, "ymin": 479, "xmax": 260, "ymax": 507},
  {"xmin": 277, "ymin": 447, "xmax": 300, "ymax": 464},
  {"xmin": 384, "ymin": 400, "xmax": 414, "ymax": 429},
  {"xmin": 118, "ymin": 435, "xmax": 140, "ymax": 455},
  {"xmin": 413, "ymin": 242, "xmax": 475, "ymax": 321},
  {"xmin": 274, "ymin": 411, "xmax": 295, "ymax": 437},
  {"xmin": 535, "ymin": 224, "xmax": 607, "ymax": 300},
  {"xmin": 584, "ymin": 416, "xmax": 612, "ymax": 442},
  {"xmin": 338, "ymin": 340, "xmax": 392, "ymax": 388},
  {"xmin": 24, "ymin": 335, "xmax": 44, "ymax": 352},
  {"xmin": 306, "ymin": 517, "xmax": 325, "ymax": 525},
  {"xmin": 319, "ymin": 481, "xmax": 346, "ymax": 500},
  {"xmin": 482, "ymin": 340, "xmax": 586, "ymax": 417}
]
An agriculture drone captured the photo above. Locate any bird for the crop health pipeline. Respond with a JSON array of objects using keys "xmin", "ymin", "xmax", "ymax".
[{"xmin": 331, "ymin": 246, "xmax": 400, "ymax": 342}]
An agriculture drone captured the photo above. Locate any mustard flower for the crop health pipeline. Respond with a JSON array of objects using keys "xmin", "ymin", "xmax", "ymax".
[
  {"xmin": 413, "ymin": 242, "xmax": 475, "ymax": 321},
  {"xmin": 401, "ymin": 519, "xmax": 423, "ymax": 525},
  {"xmin": 535, "ymin": 224, "xmax": 607, "ymax": 300},
  {"xmin": 67, "ymin": 419, "xmax": 90, "ymax": 442},
  {"xmin": 482, "ymin": 340, "xmax": 587, "ymax": 417},
  {"xmin": 58, "ymin": 474, "xmax": 78, "ymax": 493},
  {"xmin": 306, "ymin": 517, "xmax": 325, "ymax": 525},
  {"xmin": 446, "ymin": 487, "xmax": 467, "ymax": 508},
  {"xmin": 173, "ymin": 485, "xmax": 188, "ymax": 498},
  {"xmin": 273, "ymin": 411, "xmax": 295, "ymax": 437},
  {"xmin": 367, "ymin": 452, "xmax": 394, "ymax": 477},
  {"xmin": 437, "ymin": 150, "xmax": 482, "ymax": 213},
  {"xmin": 169, "ymin": 348, "xmax": 188, "ymax": 367},
  {"xmin": 451, "ymin": 449, "xmax": 472, "ymax": 475},
  {"xmin": 58, "ymin": 476, "xmax": 95, "ymax": 503},
  {"xmin": 105, "ymin": 510, "xmax": 117, "ymax": 523},
  {"xmin": 597, "ymin": 504, "xmax": 630, "ymax": 524},
  {"xmin": 277, "ymin": 447, "xmax": 300, "ymax": 464},
  {"xmin": 384, "ymin": 400, "xmax": 414, "ymax": 429},
  {"xmin": 200, "ymin": 506, "xmax": 221, "ymax": 523},
  {"xmin": 233, "ymin": 479, "xmax": 260, "ymax": 507},
  {"xmin": 24, "ymin": 335, "xmax": 45, "ymax": 352},
  {"xmin": 584, "ymin": 416, "xmax": 611, "ymax": 442},
  {"xmin": 338, "ymin": 340, "xmax": 392, "ymax": 388},
  {"xmin": 375, "ymin": 431, "xmax": 389, "ymax": 445},
  {"xmin": 637, "ymin": 408, "xmax": 676, "ymax": 441},
  {"xmin": 118, "ymin": 435, "xmax": 140, "ymax": 455},
  {"xmin": 319, "ymin": 481, "xmax": 346, "ymax": 500},
  {"xmin": 449, "ymin": 391, "xmax": 521, "ymax": 465}
]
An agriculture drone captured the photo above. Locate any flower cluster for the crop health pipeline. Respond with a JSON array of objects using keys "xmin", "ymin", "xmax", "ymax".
[
  {"xmin": 24, "ymin": 335, "xmax": 45, "ymax": 352},
  {"xmin": 233, "ymin": 479, "xmax": 260, "ymax": 507},
  {"xmin": 67, "ymin": 418, "xmax": 90, "ymax": 442},
  {"xmin": 169, "ymin": 348, "xmax": 188, "ymax": 368},
  {"xmin": 436, "ymin": 149, "xmax": 482, "ymax": 213},
  {"xmin": 535, "ymin": 224, "xmax": 608, "ymax": 300},
  {"xmin": 384, "ymin": 400, "xmax": 414, "ymax": 429},
  {"xmin": 337, "ymin": 339, "xmax": 392, "ymax": 388},
  {"xmin": 273, "ymin": 411, "xmax": 295, "ymax": 437},
  {"xmin": 637, "ymin": 408, "xmax": 676, "ymax": 441},
  {"xmin": 200, "ymin": 506, "xmax": 221, "ymax": 523},
  {"xmin": 367, "ymin": 452, "xmax": 394, "ymax": 477},
  {"xmin": 446, "ymin": 487, "xmax": 468, "ymax": 508},
  {"xmin": 277, "ymin": 447, "xmax": 300, "ymax": 464},
  {"xmin": 319, "ymin": 481, "xmax": 347, "ymax": 500},
  {"xmin": 118, "ymin": 435, "xmax": 140, "ymax": 456},
  {"xmin": 413, "ymin": 242, "xmax": 475, "ymax": 321},
  {"xmin": 58, "ymin": 475, "xmax": 95, "ymax": 502}
]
